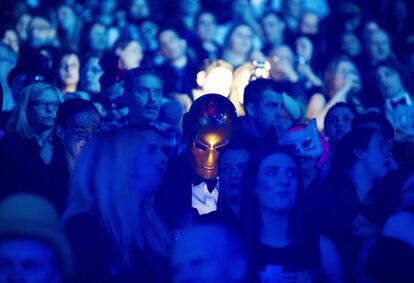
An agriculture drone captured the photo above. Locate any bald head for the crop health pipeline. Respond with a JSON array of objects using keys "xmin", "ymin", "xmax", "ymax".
[{"xmin": 171, "ymin": 224, "xmax": 247, "ymax": 283}]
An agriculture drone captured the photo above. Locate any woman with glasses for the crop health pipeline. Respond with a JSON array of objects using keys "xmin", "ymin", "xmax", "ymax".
[{"xmin": 0, "ymin": 82, "xmax": 62, "ymax": 207}]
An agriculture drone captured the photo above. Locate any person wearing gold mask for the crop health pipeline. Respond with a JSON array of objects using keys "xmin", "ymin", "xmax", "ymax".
[{"xmin": 156, "ymin": 94, "xmax": 237, "ymax": 229}]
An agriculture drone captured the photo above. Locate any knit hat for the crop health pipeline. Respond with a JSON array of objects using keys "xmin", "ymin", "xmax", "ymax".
[{"xmin": 0, "ymin": 194, "xmax": 73, "ymax": 279}]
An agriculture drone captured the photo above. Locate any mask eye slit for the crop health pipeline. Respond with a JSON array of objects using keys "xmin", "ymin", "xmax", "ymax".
[{"xmin": 194, "ymin": 141, "xmax": 209, "ymax": 150}]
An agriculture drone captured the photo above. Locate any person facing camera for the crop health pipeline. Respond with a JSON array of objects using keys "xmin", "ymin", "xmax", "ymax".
[
  {"xmin": 158, "ymin": 94, "xmax": 237, "ymax": 229},
  {"xmin": 0, "ymin": 193, "xmax": 73, "ymax": 283}
]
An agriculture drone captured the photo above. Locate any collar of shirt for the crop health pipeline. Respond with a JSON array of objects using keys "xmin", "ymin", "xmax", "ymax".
[
  {"xmin": 191, "ymin": 181, "xmax": 219, "ymax": 215},
  {"xmin": 386, "ymin": 92, "xmax": 412, "ymax": 110}
]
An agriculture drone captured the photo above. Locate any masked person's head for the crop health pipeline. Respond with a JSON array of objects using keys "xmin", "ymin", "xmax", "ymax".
[
  {"xmin": 55, "ymin": 99, "xmax": 101, "ymax": 170},
  {"xmin": 184, "ymin": 94, "xmax": 237, "ymax": 179}
]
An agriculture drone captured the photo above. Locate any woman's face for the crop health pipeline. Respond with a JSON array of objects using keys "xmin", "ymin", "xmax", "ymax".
[
  {"xmin": 332, "ymin": 60, "xmax": 360, "ymax": 92},
  {"xmin": 324, "ymin": 106, "xmax": 354, "ymax": 145},
  {"xmin": 255, "ymin": 153, "xmax": 298, "ymax": 213},
  {"xmin": 57, "ymin": 5, "xmax": 77, "ymax": 30},
  {"xmin": 196, "ymin": 12, "xmax": 217, "ymax": 42},
  {"xmin": 262, "ymin": 13, "xmax": 285, "ymax": 43},
  {"xmin": 362, "ymin": 133, "xmax": 393, "ymax": 182},
  {"xmin": 59, "ymin": 54, "xmax": 80, "ymax": 87},
  {"xmin": 27, "ymin": 89, "xmax": 60, "ymax": 130},
  {"xmin": 376, "ymin": 66, "xmax": 404, "ymax": 99},
  {"xmin": 229, "ymin": 25, "xmax": 253, "ymax": 56},
  {"xmin": 89, "ymin": 23, "xmax": 108, "ymax": 52},
  {"xmin": 116, "ymin": 41, "xmax": 143, "ymax": 70},
  {"xmin": 81, "ymin": 56, "xmax": 103, "ymax": 93}
]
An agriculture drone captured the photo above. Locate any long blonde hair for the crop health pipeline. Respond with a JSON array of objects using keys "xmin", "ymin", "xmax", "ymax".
[
  {"xmin": 62, "ymin": 127, "xmax": 170, "ymax": 267},
  {"xmin": 7, "ymin": 82, "xmax": 61, "ymax": 140}
]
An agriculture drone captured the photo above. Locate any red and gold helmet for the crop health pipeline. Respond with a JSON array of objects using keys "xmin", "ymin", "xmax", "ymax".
[{"xmin": 185, "ymin": 94, "xmax": 237, "ymax": 179}]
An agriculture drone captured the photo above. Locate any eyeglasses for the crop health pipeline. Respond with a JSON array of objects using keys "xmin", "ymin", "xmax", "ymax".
[
  {"xmin": 70, "ymin": 125, "xmax": 101, "ymax": 141},
  {"xmin": 30, "ymin": 100, "xmax": 60, "ymax": 110}
]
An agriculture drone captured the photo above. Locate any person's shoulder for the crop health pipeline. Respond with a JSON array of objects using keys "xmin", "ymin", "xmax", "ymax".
[{"xmin": 63, "ymin": 211, "xmax": 102, "ymax": 238}]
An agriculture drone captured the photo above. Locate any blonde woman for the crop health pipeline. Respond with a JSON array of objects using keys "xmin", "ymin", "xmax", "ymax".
[
  {"xmin": 0, "ymin": 82, "xmax": 62, "ymax": 201},
  {"xmin": 62, "ymin": 125, "xmax": 170, "ymax": 283}
]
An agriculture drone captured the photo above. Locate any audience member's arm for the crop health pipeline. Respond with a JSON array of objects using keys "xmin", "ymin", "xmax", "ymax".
[
  {"xmin": 320, "ymin": 235, "xmax": 345, "ymax": 283},
  {"xmin": 283, "ymin": 93, "xmax": 305, "ymax": 122}
]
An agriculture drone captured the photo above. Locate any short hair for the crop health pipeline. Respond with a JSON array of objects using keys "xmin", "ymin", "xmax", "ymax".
[
  {"xmin": 375, "ymin": 59, "xmax": 414, "ymax": 95},
  {"xmin": 324, "ymin": 102, "xmax": 357, "ymax": 129},
  {"xmin": 352, "ymin": 111, "xmax": 394, "ymax": 140},
  {"xmin": 112, "ymin": 36, "xmax": 144, "ymax": 53},
  {"xmin": 56, "ymin": 98, "xmax": 100, "ymax": 128},
  {"xmin": 329, "ymin": 127, "xmax": 378, "ymax": 183},
  {"xmin": 243, "ymin": 78, "xmax": 282, "ymax": 106},
  {"xmin": 262, "ymin": 9, "xmax": 285, "ymax": 22},
  {"xmin": 123, "ymin": 67, "xmax": 163, "ymax": 94},
  {"xmin": 54, "ymin": 50, "xmax": 81, "ymax": 86}
]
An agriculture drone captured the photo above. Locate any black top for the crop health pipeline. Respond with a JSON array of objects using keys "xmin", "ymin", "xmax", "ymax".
[
  {"xmin": 64, "ymin": 211, "xmax": 171, "ymax": 283},
  {"xmin": 0, "ymin": 133, "xmax": 69, "ymax": 214},
  {"xmin": 254, "ymin": 237, "xmax": 321, "ymax": 282}
]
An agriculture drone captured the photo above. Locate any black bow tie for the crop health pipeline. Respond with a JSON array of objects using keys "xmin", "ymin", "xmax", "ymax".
[
  {"xmin": 390, "ymin": 98, "xmax": 407, "ymax": 109},
  {"xmin": 193, "ymin": 177, "xmax": 218, "ymax": 193}
]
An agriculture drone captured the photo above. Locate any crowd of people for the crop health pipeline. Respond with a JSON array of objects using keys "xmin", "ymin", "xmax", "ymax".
[{"xmin": 0, "ymin": 0, "xmax": 414, "ymax": 282}]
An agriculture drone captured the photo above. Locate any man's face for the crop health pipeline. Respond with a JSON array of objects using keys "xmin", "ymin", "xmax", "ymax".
[
  {"xmin": 0, "ymin": 239, "xmax": 61, "ymax": 283},
  {"xmin": 262, "ymin": 14, "xmax": 285, "ymax": 43},
  {"xmin": 132, "ymin": 130, "xmax": 167, "ymax": 194},
  {"xmin": 300, "ymin": 12, "xmax": 319, "ymax": 34},
  {"xmin": 159, "ymin": 30, "xmax": 186, "ymax": 62},
  {"xmin": 363, "ymin": 133, "xmax": 393, "ymax": 182},
  {"xmin": 219, "ymin": 149, "xmax": 250, "ymax": 202},
  {"xmin": 128, "ymin": 74, "xmax": 163, "ymax": 124},
  {"xmin": 251, "ymin": 89, "xmax": 284, "ymax": 135},
  {"xmin": 367, "ymin": 30, "xmax": 391, "ymax": 63},
  {"xmin": 376, "ymin": 66, "xmax": 404, "ymax": 99},
  {"xmin": 59, "ymin": 54, "xmax": 80, "ymax": 87},
  {"xmin": 59, "ymin": 110, "xmax": 101, "ymax": 162},
  {"xmin": 341, "ymin": 32, "xmax": 361, "ymax": 57},
  {"xmin": 29, "ymin": 17, "xmax": 55, "ymax": 48}
]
